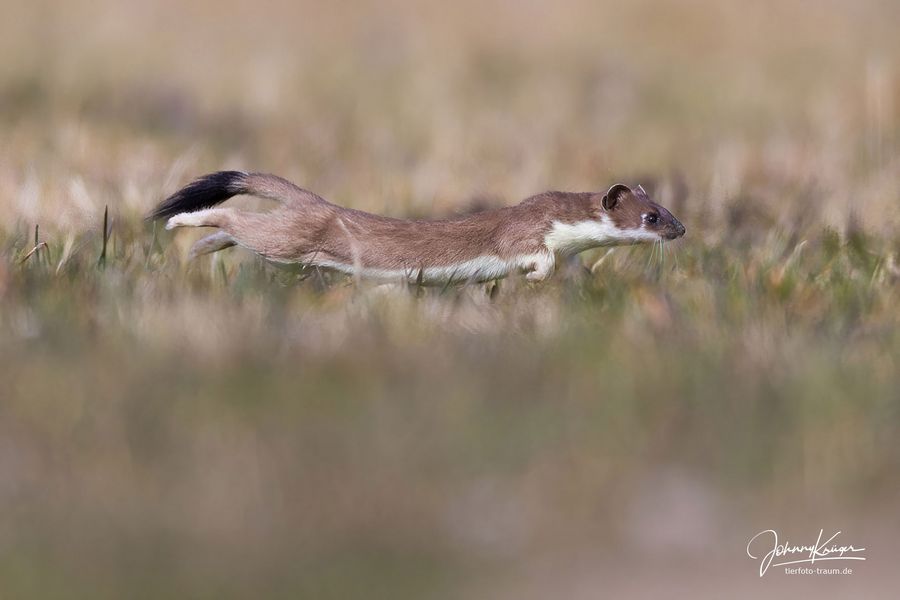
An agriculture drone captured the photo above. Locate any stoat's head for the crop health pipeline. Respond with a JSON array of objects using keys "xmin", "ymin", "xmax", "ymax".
[
  {"xmin": 601, "ymin": 183, "xmax": 685, "ymax": 242},
  {"xmin": 544, "ymin": 183, "xmax": 685, "ymax": 255}
]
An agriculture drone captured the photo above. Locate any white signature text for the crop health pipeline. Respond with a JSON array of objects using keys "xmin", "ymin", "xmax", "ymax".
[{"xmin": 746, "ymin": 529, "xmax": 866, "ymax": 577}]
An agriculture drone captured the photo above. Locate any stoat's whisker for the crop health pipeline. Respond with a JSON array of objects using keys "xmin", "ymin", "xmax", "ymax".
[{"xmin": 646, "ymin": 240, "xmax": 657, "ymax": 270}]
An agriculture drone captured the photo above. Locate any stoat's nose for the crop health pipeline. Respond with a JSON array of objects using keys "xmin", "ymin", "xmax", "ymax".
[{"xmin": 666, "ymin": 216, "xmax": 686, "ymax": 239}]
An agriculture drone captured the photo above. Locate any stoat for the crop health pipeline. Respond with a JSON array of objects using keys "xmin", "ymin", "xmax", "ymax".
[{"xmin": 149, "ymin": 171, "xmax": 685, "ymax": 284}]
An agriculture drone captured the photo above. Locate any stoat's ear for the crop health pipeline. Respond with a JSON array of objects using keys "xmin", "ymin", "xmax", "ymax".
[{"xmin": 602, "ymin": 184, "xmax": 632, "ymax": 210}]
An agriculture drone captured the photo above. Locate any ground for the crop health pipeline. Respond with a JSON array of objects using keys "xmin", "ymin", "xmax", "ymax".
[{"xmin": 0, "ymin": 0, "xmax": 898, "ymax": 597}]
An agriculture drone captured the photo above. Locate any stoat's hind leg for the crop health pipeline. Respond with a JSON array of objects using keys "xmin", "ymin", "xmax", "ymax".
[
  {"xmin": 165, "ymin": 207, "xmax": 290, "ymax": 263},
  {"xmin": 166, "ymin": 207, "xmax": 243, "ymax": 259},
  {"xmin": 189, "ymin": 231, "xmax": 237, "ymax": 260}
]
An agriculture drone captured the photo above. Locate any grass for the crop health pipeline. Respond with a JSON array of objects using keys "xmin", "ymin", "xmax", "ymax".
[{"xmin": 1, "ymin": 0, "xmax": 899, "ymax": 597}]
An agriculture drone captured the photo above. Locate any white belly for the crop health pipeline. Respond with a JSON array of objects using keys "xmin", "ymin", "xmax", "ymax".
[{"xmin": 311, "ymin": 253, "xmax": 551, "ymax": 284}]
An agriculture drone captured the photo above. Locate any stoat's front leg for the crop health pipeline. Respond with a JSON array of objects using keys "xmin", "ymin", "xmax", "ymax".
[{"xmin": 523, "ymin": 251, "xmax": 555, "ymax": 282}]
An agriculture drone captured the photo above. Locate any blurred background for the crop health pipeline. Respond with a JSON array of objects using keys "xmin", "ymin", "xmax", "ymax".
[{"xmin": 0, "ymin": 0, "xmax": 898, "ymax": 597}]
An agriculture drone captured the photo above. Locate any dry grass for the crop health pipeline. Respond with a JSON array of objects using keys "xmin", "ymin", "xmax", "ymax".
[{"xmin": 1, "ymin": 0, "xmax": 899, "ymax": 597}]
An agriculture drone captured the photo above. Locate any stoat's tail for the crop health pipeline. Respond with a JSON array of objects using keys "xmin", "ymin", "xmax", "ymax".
[
  {"xmin": 147, "ymin": 171, "xmax": 323, "ymax": 221},
  {"xmin": 148, "ymin": 171, "xmax": 248, "ymax": 221}
]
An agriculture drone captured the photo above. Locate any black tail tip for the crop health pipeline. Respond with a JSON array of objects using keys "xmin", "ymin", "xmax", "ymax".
[{"xmin": 147, "ymin": 170, "xmax": 247, "ymax": 221}]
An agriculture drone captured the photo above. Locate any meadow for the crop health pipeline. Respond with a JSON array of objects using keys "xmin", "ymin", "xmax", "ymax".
[{"xmin": 1, "ymin": 0, "xmax": 898, "ymax": 597}]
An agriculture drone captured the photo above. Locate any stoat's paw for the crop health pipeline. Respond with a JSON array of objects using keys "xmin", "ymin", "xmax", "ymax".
[
  {"xmin": 165, "ymin": 212, "xmax": 201, "ymax": 230},
  {"xmin": 523, "ymin": 253, "xmax": 555, "ymax": 282},
  {"xmin": 165, "ymin": 215, "xmax": 184, "ymax": 230},
  {"xmin": 525, "ymin": 269, "xmax": 551, "ymax": 282}
]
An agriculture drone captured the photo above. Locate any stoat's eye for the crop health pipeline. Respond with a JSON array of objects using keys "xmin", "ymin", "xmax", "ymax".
[{"xmin": 645, "ymin": 213, "xmax": 659, "ymax": 225}]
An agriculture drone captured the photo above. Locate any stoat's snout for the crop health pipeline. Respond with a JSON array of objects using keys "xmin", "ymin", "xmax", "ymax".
[
  {"xmin": 665, "ymin": 216, "xmax": 686, "ymax": 240},
  {"xmin": 646, "ymin": 205, "xmax": 685, "ymax": 241}
]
